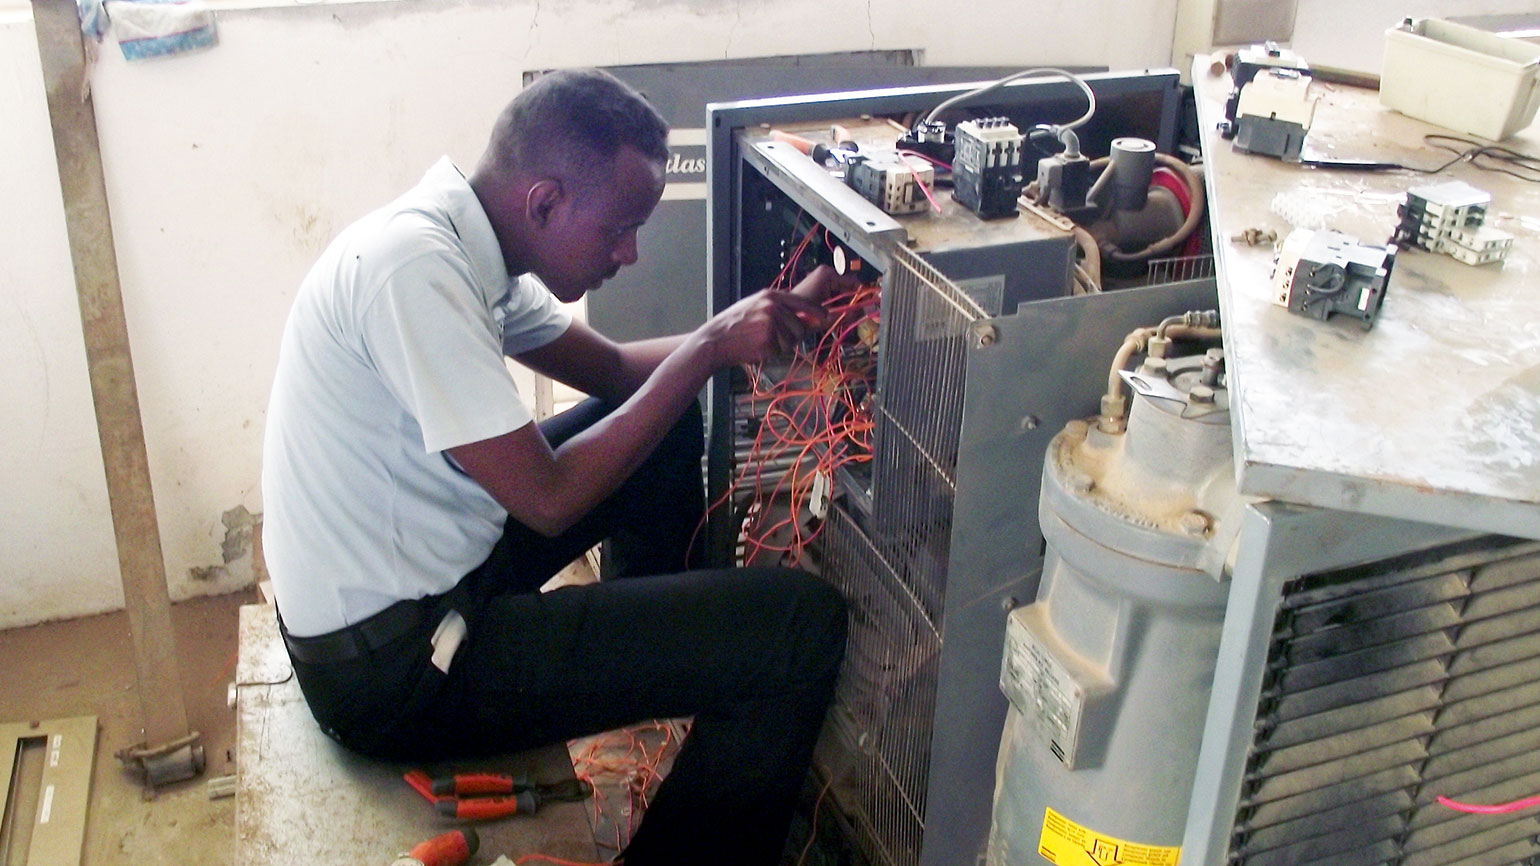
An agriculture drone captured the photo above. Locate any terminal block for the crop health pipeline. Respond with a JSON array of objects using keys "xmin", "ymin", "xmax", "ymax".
[
  {"xmin": 953, "ymin": 117, "xmax": 1024, "ymax": 219},
  {"xmin": 1396, "ymin": 180, "xmax": 1512, "ymax": 266}
]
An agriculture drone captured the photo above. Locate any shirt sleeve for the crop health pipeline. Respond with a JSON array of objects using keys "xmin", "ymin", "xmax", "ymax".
[
  {"xmin": 359, "ymin": 254, "xmax": 532, "ymax": 454},
  {"xmin": 500, "ymin": 274, "xmax": 574, "ymax": 356}
]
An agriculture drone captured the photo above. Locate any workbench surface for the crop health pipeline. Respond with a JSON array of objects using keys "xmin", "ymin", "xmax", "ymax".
[
  {"xmin": 234, "ymin": 604, "xmax": 598, "ymax": 866},
  {"xmin": 1195, "ymin": 56, "xmax": 1540, "ymax": 538}
]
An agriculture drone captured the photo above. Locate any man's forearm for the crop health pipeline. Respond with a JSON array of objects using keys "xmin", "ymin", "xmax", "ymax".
[
  {"xmin": 614, "ymin": 334, "xmax": 688, "ymax": 396},
  {"xmin": 487, "ymin": 334, "xmax": 717, "ymax": 536}
]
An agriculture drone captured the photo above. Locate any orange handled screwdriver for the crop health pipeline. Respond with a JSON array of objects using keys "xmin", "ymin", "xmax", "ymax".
[{"xmin": 390, "ymin": 828, "xmax": 478, "ymax": 866}]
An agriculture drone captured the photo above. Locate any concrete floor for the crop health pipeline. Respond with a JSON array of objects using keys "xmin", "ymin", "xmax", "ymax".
[
  {"xmin": 0, "ymin": 589, "xmax": 258, "ymax": 866},
  {"xmin": 0, "ymin": 557, "xmax": 610, "ymax": 866}
]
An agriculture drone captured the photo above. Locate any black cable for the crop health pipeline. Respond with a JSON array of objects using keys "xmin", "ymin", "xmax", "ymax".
[
  {"xmin": 1299, "ymin": 134, "xmax": 1540, "ymax": 180},
  {"xmin": 1411, "ymin": 134, "xmax": 1540, "ymax": 182},
  {"xmin": 1300, "ymin": 157, "xmax": 1410, "ymax": 171}
]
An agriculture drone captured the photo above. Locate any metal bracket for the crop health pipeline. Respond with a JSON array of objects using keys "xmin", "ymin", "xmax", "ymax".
[{"xmin": 115, "ymin": 731, "xmax": 205, "ymax": 797}]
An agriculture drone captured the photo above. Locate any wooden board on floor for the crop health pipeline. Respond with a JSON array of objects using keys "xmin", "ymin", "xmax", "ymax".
[{"xmin": 234, "ymin": 604, "xmax": 597, "ymax": 866}]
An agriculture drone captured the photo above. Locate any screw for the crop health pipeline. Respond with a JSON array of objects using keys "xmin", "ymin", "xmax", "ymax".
[
  {"xmin": 1020, "ymin": 415, "xmax": 1040, "ymax": 431},
  {"xmin": 1190, "ymin": 384, "xmax": 1216, "ymax": 404},
  {"xmin": 972, "ymin": 323, "xmax": 998, "ymax": 347},
  {"xmin": 1230, "ymin": 227, "xmax": 1278, "ymax": 246},
  {"xmin": 1000, "ymin": 596, "xmax": 1018, "ymax": 612},
  {"xmin": 1181, "ymin": 511, "xmax": 1213, "ymax": 537},
  {"xmin": 1206, "ymin": 348, "xmax": 1225, "ymax": 363}
]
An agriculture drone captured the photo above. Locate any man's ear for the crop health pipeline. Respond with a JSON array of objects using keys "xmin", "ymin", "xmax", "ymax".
[{"xmin": 524, "ymin": 178, "xmax": 564, "ymax": 228}]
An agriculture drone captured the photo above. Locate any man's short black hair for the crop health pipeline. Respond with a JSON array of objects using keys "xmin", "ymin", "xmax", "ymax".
[{"xmin": 489, "ymin": 68, "xmax": 669, "ymax": 182}]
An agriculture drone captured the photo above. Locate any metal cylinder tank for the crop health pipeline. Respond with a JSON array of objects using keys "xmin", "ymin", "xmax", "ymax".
[{"xmin": 987, "ymin": 346, "xmax": 1239, "ymax": 866}]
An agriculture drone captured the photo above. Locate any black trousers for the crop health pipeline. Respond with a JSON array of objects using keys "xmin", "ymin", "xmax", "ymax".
[{"xmin": 284, "ymin": 399, "xmax": 848, "ymax": 866}]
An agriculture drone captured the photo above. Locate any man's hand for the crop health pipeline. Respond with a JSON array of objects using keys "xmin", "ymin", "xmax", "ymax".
[
  {"xmin": 696, "ymin": 265, "xmax": 862, "ymax": 367},
  {"xmin": 788, "ymin": 263, "xmax": 860, "ymax": 307},
  {"xmin": 697, "ymin": 290, "xmax": 823, "ymax": 367}
]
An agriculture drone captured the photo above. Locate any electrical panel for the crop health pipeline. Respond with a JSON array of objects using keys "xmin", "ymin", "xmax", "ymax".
[{"xmin": 706, "ymin": 69, "xmax": 1199, "ymax": 866}]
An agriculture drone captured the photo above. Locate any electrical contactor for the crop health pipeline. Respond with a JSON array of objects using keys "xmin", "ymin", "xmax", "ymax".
[
  {"xmin": 1270, "ymin": 229, "xmax": 1396, "ymax": 329},
  {"xmin": 952, "ymin": 117, "xmax": 1024, "ymax": 219}
]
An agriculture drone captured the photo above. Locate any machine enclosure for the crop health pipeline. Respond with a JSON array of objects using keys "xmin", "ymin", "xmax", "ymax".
[{"xmin": 988, "ymin": 353, "xmax": 1237, "ymax": 864}]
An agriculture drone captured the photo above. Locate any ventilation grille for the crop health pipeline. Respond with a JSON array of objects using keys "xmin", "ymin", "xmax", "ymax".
[
  {"xmin": 1229, "ymin": 537, "xmax": 1540, "ymax": 866},
  {"xmin": 807, "ymin": 247, "xmax": 977, "ymax": 866},
  {"xmin": 821, "ymin": 505, "xmax": 942, "ymax": 866}
]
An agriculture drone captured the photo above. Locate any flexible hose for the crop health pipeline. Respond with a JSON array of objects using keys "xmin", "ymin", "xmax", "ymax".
[
  {"xmin": 1105, "ymin": 327, "xmax": 1156, "ymax": 410},
  {"xmin": 1072, "ymin": 264, "xmax": 1099, "ymax": 295},
  {"xmin": 1071, "ymin": 226, "xmax": 1102, "ymax": 288},
  {"xmin": 1100, "ymin": 311, "xmax": 1222, "ymax": 431}
]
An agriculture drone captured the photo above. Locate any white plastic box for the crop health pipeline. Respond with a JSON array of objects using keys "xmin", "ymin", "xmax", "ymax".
[{"xmin": 1381, "ymin": 17, "xmax": 1540, "ymax": 141}]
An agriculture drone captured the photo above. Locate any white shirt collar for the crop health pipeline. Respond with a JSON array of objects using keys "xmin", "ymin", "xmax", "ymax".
[{"xmin": 423, "ymin": 157, "xmax": 511, "ymax": 310}]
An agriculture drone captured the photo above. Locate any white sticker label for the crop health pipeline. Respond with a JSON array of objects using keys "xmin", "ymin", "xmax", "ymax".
[
  {"xmin": 809, "ymin": 471, "xmax": 830, "ymax": 520},
  {"xmin": 915, "ymin": 274, "xmax": 1004, "ymax": 342},
  {"xmin": 40, "ymin": 785, "xmax": 54, "ymax": 824},
  {"xmin": 49, "ymin": 734, "xmax": 61, "ymax": 767}
]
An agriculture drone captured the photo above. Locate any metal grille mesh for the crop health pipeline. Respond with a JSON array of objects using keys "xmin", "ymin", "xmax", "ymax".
[
  {"xmin": 1145, "ymin": 253, "xmax": 1216, "ymax": 286},
  {"xmin": 814, "ymin": 245, "xmax": 981, "ymax": 866},
  {"xmin": 1229, "ymin": 537, "xmax": 1540, "ymax": 866},
  {"xmin": 823, "ymin": 505, "xmax": 943, "ymax": 866},
  {"xmin": 869, "ymin": 245, "xmax": 981, "ymax": 627}
]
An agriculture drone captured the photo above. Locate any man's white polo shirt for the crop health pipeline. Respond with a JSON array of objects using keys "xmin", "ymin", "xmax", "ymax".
[{"xmin": 262, "ymin": 158, "xmax": 571, "ymax": 637}]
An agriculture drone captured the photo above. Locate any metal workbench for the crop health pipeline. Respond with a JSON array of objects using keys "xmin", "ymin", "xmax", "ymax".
[
  {"xmin": 1180, "ymin": 56, "xmax": 1540, "ymax": 866},
  {"xmin": 1194, "ymin": 57, "xmax": 1540, "ymax": 540}
]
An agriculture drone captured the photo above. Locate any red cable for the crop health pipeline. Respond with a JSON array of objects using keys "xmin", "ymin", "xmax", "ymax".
[{"xmin": 1437, "ymin": 793, "xmax": 1540, "ymax": 814}]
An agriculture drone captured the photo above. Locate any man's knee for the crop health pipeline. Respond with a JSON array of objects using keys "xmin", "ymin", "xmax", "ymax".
[{"xmin": 743, "ymin": 566, "xmax": 847, "ymax": 676}]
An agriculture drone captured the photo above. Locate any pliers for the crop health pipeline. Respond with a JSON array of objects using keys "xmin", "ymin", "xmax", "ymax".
[{"xmin": 405, "ymin": 769, "xmax": 593, "ymax": 821}]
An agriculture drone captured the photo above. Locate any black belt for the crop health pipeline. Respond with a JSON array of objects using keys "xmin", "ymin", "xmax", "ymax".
[{"xmin": 279, "ymin": 598, "xmax": 426, "ymax": 665}]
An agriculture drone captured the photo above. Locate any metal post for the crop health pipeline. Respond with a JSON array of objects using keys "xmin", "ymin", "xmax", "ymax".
[{"xmin": 29, "ymin": 0, "xmax": 203, "ymax": 793}]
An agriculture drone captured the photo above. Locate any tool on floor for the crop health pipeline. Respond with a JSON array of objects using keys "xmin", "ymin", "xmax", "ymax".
[
  {"xmin": 404, "ymin": 769, "xmax": 593, "ymax": 821},
  {"xmin": 390, "ymin": 828, "xmax": 479, "ymax": 866}
]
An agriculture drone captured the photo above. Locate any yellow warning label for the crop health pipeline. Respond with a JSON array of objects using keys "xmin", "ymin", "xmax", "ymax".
[{"xmin": 1037, "ymin": 807, "xmax": 1181, "ymax": 866}]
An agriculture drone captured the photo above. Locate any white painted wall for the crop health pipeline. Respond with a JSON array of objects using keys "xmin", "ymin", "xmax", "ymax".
[
  {"xmin": 7, "ymin": 0, "xmax": 1535, "ymax": 628},
  {"xmin": 1, "ymin": 0, "xmax": 1183, "ymax": 628},
  {"xmin": 0, "ymin": 14, "xmax": 123, "ymax": 625}
]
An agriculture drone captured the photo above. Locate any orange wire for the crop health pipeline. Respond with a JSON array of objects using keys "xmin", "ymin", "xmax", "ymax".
[{"xmin": 796, "ymin": 777, "xmax": 835, "ymax": 866}]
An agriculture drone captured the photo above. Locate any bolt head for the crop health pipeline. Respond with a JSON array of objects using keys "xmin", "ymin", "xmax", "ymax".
[
  {"xmin": 1190, "ymin": 384, "xmax": 1216, "ymax": 404},
  {"xmin": 1180, "ymin": 511, "xmax": 1213, "ymax": 537}
]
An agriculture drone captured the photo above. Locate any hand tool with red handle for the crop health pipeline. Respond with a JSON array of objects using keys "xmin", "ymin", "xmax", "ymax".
[{"xmin": 389, "ymin": 828, "xmax": 478, "ymax": 866}]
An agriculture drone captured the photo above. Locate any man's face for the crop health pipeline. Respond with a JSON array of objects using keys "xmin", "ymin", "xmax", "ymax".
[{"xmin": 534, "ymin": 145, "xmax": 665, "ymax": 303}]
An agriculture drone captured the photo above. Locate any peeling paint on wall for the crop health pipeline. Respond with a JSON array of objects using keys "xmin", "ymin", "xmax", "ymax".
[{"xmin": 189, "ymin": 505, "xmax": 262, "ymax": 583}]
